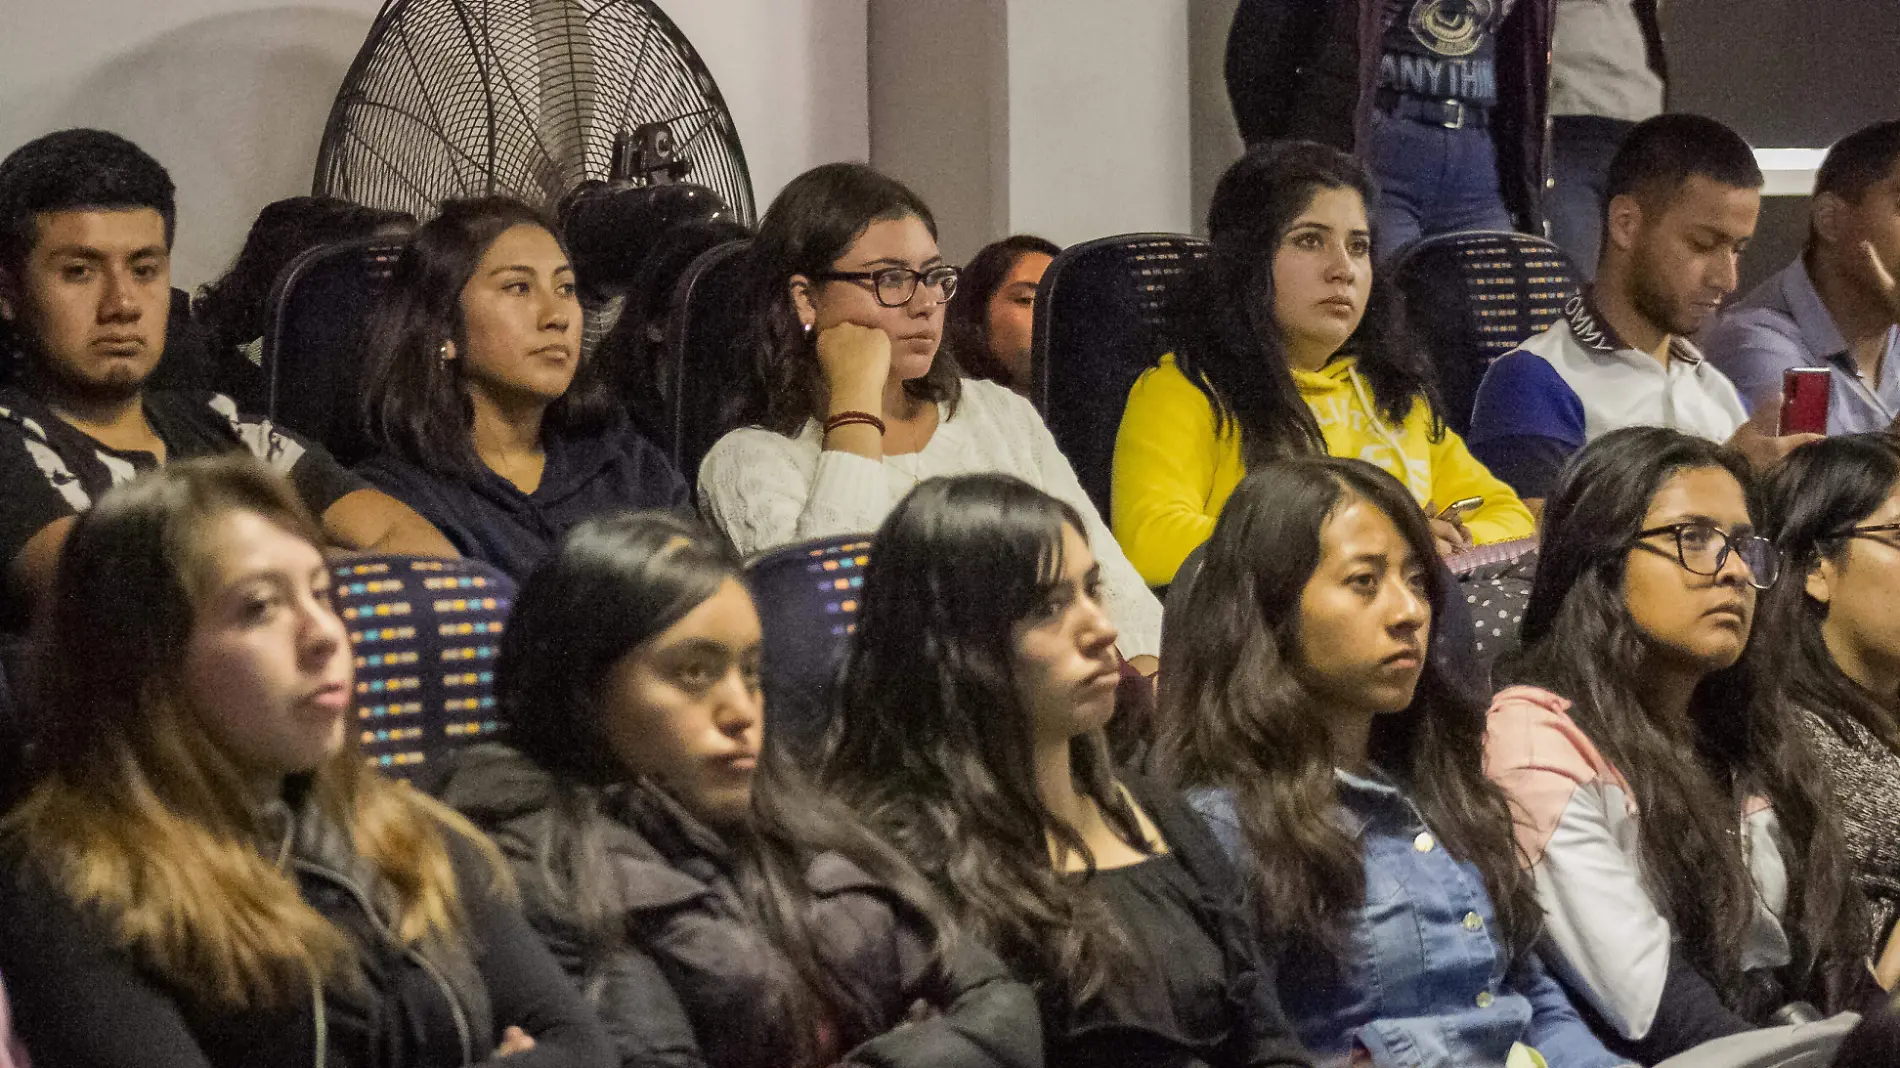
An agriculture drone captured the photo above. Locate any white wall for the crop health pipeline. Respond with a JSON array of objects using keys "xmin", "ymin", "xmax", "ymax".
[
  {"xmin": 867, "ymin": 0, "xmax": 1010, "ymax": 263},
  {"xmin": 1187, "ymin": 0, "xmax": 1244, "ymax": 236},
  {"xmin": 1004, "ymin": 0, "xmax": 1194, "ymax": 246},
  {"xmin": 666, "ymin": 0, "xmax": 870, "ymax": 217},
  {"xmin": 0, "ymin": 0, "xmax": 870, "ymax": 288}
]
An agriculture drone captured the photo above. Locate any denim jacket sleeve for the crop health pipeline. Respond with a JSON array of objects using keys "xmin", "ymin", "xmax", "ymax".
[{"xmin": 1513, "ymin": 952, "xmax": 1634, "ymax": 1068}]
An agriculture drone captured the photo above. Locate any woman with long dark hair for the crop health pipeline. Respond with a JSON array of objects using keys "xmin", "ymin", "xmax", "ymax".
[
  {"xmin": 1112, "ymin": 141, "xmax": 1532, "ymax": 586},
  {"xmin": 357, "ymin": 196, "xmax": 687, "ymax": 579},
  {"xmin": 696, "ymin": 163, "xmax": 1160, "ymax": 668},
  {"xmin": 0, "ymin": 454, "xmax": 611, "ymax": 1068},
  {"xmin": 436, "ymin": 510, "xmax": 1040, "ymax": 1068},
  {"xmin": 819, "ymin": 473, "xmax": 1312, "ymax": 1068},
  {"xmin": 1758, "ymin": 435, "xmax": 1900, "ymax": 982},
  {"xmin": 943, "ymin": 234, "xmax": 1061, "ymax": 394},
  {"xmin": 1487, "ymin": 426, "xmax": 1871, "ymax": 1063},
  {"xmin": 1160, "ymin": 457, "xmax": 1626, "ymax": 1067}
]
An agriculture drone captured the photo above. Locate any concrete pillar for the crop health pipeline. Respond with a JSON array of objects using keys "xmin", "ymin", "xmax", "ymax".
[{"xmin": 868, "ymin": 0, "xmax": 1194, "ymax": 260}]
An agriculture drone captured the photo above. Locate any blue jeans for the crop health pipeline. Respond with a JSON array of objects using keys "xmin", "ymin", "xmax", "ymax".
[
  {"xmin": 1546, "ymin": 115, "xmax": 1637, "ymax": 282},
  {"xmin": 1366, "ymin": 112, "xmax": 1514, "ymax": 262}
]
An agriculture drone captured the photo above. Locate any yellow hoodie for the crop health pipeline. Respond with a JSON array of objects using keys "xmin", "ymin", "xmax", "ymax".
[{"xmin": 1111, "ymin": 354, "xmax": 1535, "ymax": 585}]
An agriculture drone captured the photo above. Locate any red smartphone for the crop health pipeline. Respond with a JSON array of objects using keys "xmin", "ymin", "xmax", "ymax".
[{"xmin": 1781, "ymin": 368, "xmax": 1831, "ymax": 435}]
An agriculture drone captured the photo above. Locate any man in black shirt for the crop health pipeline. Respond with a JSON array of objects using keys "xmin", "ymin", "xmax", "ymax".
[{"xmin": 0, "ymin": 129, "xmax": 456, "ymax": 628}]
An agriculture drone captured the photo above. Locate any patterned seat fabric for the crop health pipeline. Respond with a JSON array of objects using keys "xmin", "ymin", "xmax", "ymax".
[
  {"xmin": 744, "ymin": 534, "xmax": 871, "ymax": 758},
  {"xmin": 330, "ymin": 555, "xmax": 516, "ymax": 782}
]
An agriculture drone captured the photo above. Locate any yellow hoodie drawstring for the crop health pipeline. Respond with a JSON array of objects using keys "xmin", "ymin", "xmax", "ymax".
[
  {"xmin": 1343, "ymin": 365, "xmax": 1405, "ymax": 457},
  {"xmin": 1342, "ymin": 364, "xmax": 1431, "ymax": 503}
]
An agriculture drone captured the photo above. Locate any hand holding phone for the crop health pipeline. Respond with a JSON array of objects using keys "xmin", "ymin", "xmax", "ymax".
[
  {"xmin": 1780, "ymin": 368, "xmax": 1831, "ymax": 436},
  {"xmin": 1434, "ymin": 496, "xmax": 1483, "ymax": 521},
  {"xmin": 1427, "ymin": 497, "xmax": 1480, "ymax": 557}
]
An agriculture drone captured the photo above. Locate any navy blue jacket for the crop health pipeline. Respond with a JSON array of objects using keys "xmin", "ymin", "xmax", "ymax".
[{"xmin": 358, "ymin": 416, "xmax": 689, "ymax": 580}]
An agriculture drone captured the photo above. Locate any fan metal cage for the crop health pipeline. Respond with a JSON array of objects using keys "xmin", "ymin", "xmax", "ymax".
[{"xmin": 314, "ymin": 0, "xmax": 755, "ymax": 225}]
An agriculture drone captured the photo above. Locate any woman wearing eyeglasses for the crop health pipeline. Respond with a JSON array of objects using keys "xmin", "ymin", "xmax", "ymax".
[
  {"xmin": 1484, "ymin": 427, "xmax": 1871, "ymax": 1065},
  {"xmin": 698, "ymin": 163, "xmax": 1161, "ymax": 668},
  {"xmin": 1759, "ymin": 435, "xmax": 1900, "ymax": 987}
]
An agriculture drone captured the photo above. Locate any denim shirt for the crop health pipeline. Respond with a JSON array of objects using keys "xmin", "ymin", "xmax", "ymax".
[{"xmin": 1189, "ymin": 772, "xmax": 1629, "ymax": 1068}]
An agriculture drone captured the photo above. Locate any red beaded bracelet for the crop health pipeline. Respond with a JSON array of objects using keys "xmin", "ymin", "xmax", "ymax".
[{"xmin": 823, "ymin": 410, "xmax": 887, "ymax": 436}]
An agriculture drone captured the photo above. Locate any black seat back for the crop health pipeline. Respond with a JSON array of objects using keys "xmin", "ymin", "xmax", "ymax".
[
  {"xmin": 665, "ymin": 240, "xmax": 754, "ymax": 483},
  {"xmin": 262, "ymin": 238, "xmax": 405, "ymax": 464},
  {"xmin": 0, "ymin": 640, "xmax": 27, "ymax": 813},
  {"xmin": 1388, "ymin": 231, "xmax": 1582, "ymax": 435},
  {"xmin": 1030, "ymin": 234, "xmax": 1210, "ymax": 517}
]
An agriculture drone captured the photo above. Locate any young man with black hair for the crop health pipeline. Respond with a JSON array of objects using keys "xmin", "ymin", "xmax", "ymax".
[
  {"xmin": 1465, "ymin": 113, "xmax": 1814, "ymax": 506},
  {"xmin": 0, "ymin": 128, "xmax": 456, "ymax": 629},
  {"xmin": 1704, "ymin": 120, "xmax": 1900, "ymax": 436}
]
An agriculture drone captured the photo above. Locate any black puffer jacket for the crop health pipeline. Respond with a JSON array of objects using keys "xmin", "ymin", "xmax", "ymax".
[
  {"xmin": 437, "ymin": 744, "xmax": 1043, "ymax": 1068},
  {"xmin": 0, "ymin": 784, "xmax": 613, "ymax": 1068}
]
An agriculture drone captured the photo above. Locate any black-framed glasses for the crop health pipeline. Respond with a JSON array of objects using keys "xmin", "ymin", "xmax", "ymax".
[
  {"xmin": 1629, "ymin": 522, "xmax": 1780, "ymax": 590},
  {"xmin": 812, "ymin": 264, "xmax": 961, "ymax": 307},
  {"xmin": 1826, "ymin": 522, "xmax": 1900, "ymax": 550}
]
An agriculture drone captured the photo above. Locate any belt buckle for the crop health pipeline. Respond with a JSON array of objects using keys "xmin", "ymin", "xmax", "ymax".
[{"xmin": 1437, "ymin": 99, "xmax": 1466, "ymax": 130}]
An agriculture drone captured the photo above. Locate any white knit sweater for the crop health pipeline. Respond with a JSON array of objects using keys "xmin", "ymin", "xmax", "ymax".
[{"xmin": 697, "ymin": 378, "xmax": 1162, "ymax": 658}]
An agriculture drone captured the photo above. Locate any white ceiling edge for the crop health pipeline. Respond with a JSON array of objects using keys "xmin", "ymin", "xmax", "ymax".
[{"xmin": 1757, "ymin": 147, "xmax": 1826, "ymax": 197}]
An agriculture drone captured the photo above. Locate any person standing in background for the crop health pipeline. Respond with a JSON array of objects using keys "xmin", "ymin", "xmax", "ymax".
[
  {"xmin": 1545, "ymin": 0, "xmax": 1669, "ymax": 278},
  {"xmin": 1224, "ymin": 0, "xmax": 1557, "ymax": 261}
]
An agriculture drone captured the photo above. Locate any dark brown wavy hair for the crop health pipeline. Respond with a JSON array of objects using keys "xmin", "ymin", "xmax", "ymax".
[
  {"xmin": 736, "ymin": 163, "xmax": 961, "ymax": 435},
  {"xmin": 1507, "ymin": 426, "xmax": 1867, "ymax": 1018},
  {"xmin": 1180, "ymin": 141, "xmax": 1447, "ymax": 470},
  {"xmin": 1158, "ymin": 457, "xmax": 1536, "ymax": 967},
  {"xmin": 820, "ymin": 473, "xmax": 1147, "ymax": 1008},
  {"xmin": 1758, "ymin": 434, "xmax": 1900, "ymax": 754}
]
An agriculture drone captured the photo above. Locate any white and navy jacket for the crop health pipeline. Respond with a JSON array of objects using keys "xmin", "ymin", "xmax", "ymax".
[{"xmin": 1466, "ymin": 294, "xmax": 1748, "ymax": 499}]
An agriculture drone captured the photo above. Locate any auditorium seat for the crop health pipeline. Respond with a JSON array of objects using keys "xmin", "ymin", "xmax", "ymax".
[
  {"xmin": 329, "ymin": 555, "xmax": 515, "ymax": 784},
  {"xmin": 744, "ymin": 533, "xmax": 871, "ymax": 757},
  {"xmin": 664, "ymin": 239, "xmax": 754, "ymax": 483},
  {"xmin": 1388, "ymin": 231, "xmax": 1582, "ymax": 435},
  {"xmin": 1030, "ymin": 233, "xmax": 1209, "ymax": 519},
  {"xmin": 262, "ymin": 237, "xmax": 405, "ymax": 465}
]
